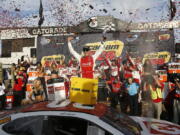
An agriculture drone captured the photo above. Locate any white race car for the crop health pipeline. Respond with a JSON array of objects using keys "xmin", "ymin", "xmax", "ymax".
[{"xmin": 0, "ymin": 101, "xmax": 179, "ymax": 135}]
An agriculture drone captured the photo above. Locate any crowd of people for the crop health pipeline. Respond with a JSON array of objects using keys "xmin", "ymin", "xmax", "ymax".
[{"xmin": 0, "ymin": 39, "xmax": 179, "ymax": 125}]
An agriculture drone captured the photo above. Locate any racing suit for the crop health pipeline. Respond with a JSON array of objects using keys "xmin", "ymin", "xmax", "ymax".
[{"xmin": 68, "ymin": 41, "xmax": 104, "ymax": 79}]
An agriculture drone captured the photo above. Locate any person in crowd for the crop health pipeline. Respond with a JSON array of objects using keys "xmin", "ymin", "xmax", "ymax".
[
  {"xmin": 122, "ymin": 60, "xmax": 133, "ymax": 80},
  {"xmin": 141, "ymin": 80, "xmax": 153, "ymax": 118},
  {"xmin": 94, "ymin": 65, "xmax": 102, "ymax": 79},
  {"xmin": 132, "ymin": 57, "xmax": 142, "ymax": 84},
  {"xmin": 140, "ymin": 59, "xmax": 155, "ymax": 117},
  {"xmin": 13, "ymin": 74, "xmax": 25, "ymax": 106},
  {"xmin": 68, "ymin": 36, "xmax": 105, "ymax": 79},
  {"xmin": 109, "ymin": 58, "xmax": 121, "ymax": 82},
  {"xmin": 14, "ymin": 66, "xmax": 20, "ymax": 77},
  {"xmin": 68, "ymin": 60, "xmax": 79, "ymax": 78},
  {"xmin": 19, "ymin": 67, "xmax": 28, "ymax": 99},
  {"xmin": 150, "ymin": 74, "xmax": 164, "ymax": 119},
  {"xmin": 37, "ymin": 66, "xmax": 48, "ymax": 101},
  {"xmin": 50, "ymin": 62, "xmax": 59, "ymax": 75},
  {"xmin": 173, "ymin": 78, "xmax": 180, "ymax": 124},
  {"xmin": 10, "ymin": 63, "xmax": 16, "ymax": 88},
  {"xmin": 3, "ymin": 68, "xmax": 12, "ymax": 89},
  {"xmin": 164, "ymin": 81, "xmax": 176, "ymax": 122},
  {"xmin": 100, "ymin": 57, "xmax": 110, "ymax": 80},
  {"xmin": 109, "ymin": 77, "xmax": 121, "ymax": 109},
  {"xmin": 21, "ymin": 55, "xmax": 31, "ymax": 71},
  {"xmin": 22, "ymin": 79, "xmax": 45, "ymax": 105},
  {"xmin": 59, "ymin": 63, "xmax": 69, "ymax": 80},
  {"xmin": 98, "ymin": 75, "xmax": 109, "ymax": 103},
  {"xmin": 126, "ymin": 77, "xmax": 139, "ymax": 116},
  {"xmin": 141, "ymin": 74, "xmax": 164, "ymax": 119},
  {"xmin": 68, "ymin": 56, "xmax": 76, "ymax": 67},
  {"xmin": 126, "ymin": 53, "xmax": 142, "ymax": 84},
  {"xmin": 142, "ymin": 59, "xmax": 155, "ymax": 84},
  {"xmin": 0, "ymin": 80, "xmax": 6, "ymax": 110},
  {"xmin": 143, "ymin": 59, "xmax": 154, "ymax": 75}
]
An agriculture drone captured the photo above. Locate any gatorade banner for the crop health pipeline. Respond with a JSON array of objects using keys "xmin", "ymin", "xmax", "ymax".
[
  {"xmin": 85, "ymin": 40, "xmax": 124, "ymax": 60},
  {"xmin": 143, "ymin": 51, "xmax": 171, "ymax": 65}
]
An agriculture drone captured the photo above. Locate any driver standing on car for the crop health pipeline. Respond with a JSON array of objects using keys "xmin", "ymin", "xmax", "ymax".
[{"xmin": 68, "ymin": 37, "xmax": 105, "ymax": 79}]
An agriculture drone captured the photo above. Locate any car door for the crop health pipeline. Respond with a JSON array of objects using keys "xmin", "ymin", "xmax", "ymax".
[
  {"xmin": 0, "ymin": 111, "xmax": 122, "ymax": 135},
  {"xmin": 46, "ymin": 115, "xmax": 114, "ymax": 135}
]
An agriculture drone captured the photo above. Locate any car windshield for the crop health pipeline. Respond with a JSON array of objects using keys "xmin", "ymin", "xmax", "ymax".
[{"xmin": 100, "ymin": 107, "xmax": 142, "ymax": 135}]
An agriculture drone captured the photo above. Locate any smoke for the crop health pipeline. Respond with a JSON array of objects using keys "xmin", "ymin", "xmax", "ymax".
[{"xmin": 40, "ymin": 36, "xmax": 50, "ymax": 46}]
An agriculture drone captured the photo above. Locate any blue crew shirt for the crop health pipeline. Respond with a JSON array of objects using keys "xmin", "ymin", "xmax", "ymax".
[{"xmin": 126, "ymin": 83, "xmax": 139, "ymax": 96}]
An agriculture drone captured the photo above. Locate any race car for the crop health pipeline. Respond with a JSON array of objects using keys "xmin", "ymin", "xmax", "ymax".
[{"xmin": 0, "ymin": 101, "xmax": 179, "ymax": 135}]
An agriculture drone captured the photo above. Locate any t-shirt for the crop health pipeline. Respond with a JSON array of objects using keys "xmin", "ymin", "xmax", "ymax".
[{"xmin": 126, "ymin": 83, "xmax": 139, "ymax": 96}]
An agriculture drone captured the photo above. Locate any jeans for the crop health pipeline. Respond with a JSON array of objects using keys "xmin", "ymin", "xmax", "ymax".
[
  {"xmin": 110, "ymin": 92, "xmax": 119, "ymax": 108},
  {"xmin": 128, "ymin": 94, "xmax": 138, "ymax": 116},
  {"xmin": 14, "ymin": 91, "xmax": 23, "ymax": 106}
]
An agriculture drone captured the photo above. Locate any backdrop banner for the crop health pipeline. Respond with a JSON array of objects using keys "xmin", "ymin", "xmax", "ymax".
[{"xmin": 37, "ymin": 30, "xmax": 174, "ymax": 64}]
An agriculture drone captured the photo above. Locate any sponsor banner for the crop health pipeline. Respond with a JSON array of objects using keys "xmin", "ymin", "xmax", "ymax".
[
  {"xmin": 37, "ymin": 31, "xmax": 174, "ymax": 62},
  {"xmin": 85, "ymin": 40, "xmax": 124, "ymax": 60},
  {"xmin": 126, "ymin": 34, "xmax": 138, "ymax": 42},
  {"xmin": 54, "ymin": 82, "xmax": 66, "ymax": 102},
  {"xmin": 159, "ymin": 34, "xmax": 171, "ymax": 41},
  {"xmin": 136, "ymin": 20, "xmax": 180, "ymax": 30},
  {"xmin": 41, "ymin": 55, "xmax": 65, "ymax": 67},
  {"xmin": 156, "ymin": 70, "xmax": 167, "ymax": 82},
  {"xmin": 143, "ymin": 51, "xmax": 171, "ymax": 65},
  {"xmin": 29, "ymin": 27, "xmax": 68, "ymax": 35},
  {"xmin": 168, "ymin": 63, "xmax": 180, "ymax": 74}
]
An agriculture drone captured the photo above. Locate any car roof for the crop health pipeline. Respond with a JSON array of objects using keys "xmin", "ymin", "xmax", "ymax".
[{"xmin": 19, "ymin": 101, "xmax": 108, "ymax": 117}]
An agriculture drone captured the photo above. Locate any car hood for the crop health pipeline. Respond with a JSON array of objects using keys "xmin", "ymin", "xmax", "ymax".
[{"xmin": 131, "ymin": 116, "xmax": 180, "ymax": 135}]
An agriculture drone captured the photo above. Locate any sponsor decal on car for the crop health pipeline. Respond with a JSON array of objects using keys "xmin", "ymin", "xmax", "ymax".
[
  {"xmin": 0, "ymin": 117, "xmax": 11, "ymax": 125},
  {"xmin": 143, "ymin": 121, "xmax": 180, "ymax": 135}
]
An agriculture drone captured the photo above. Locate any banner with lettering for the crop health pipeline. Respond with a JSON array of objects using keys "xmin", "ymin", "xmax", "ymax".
[
  {"xmin": 41, "ymin": 55, "xmax": 65, "ymax": 67},
  {"xmin": 36, "ymin": 31, "xmax": 174, "ymax": 62},
  {"xmin": 143, "ymin": 51, "xmax": 171, "ymax": 65},
  {"xmin": 85, "ymin": 40, "xmax": 124, "ymax": 60}
]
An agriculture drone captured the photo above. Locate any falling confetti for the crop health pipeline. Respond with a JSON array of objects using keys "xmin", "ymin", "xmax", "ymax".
[
  {"xmin": 15, "ymin": 8, "xmax": 20, "ymax": 11},
  {"xmin": 89, "ymin": 5, "xmax": 94, "ymax": 9},
  {"xmin": 103, "ymin": 9, "xmax": 107, "ymax": 13}
]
